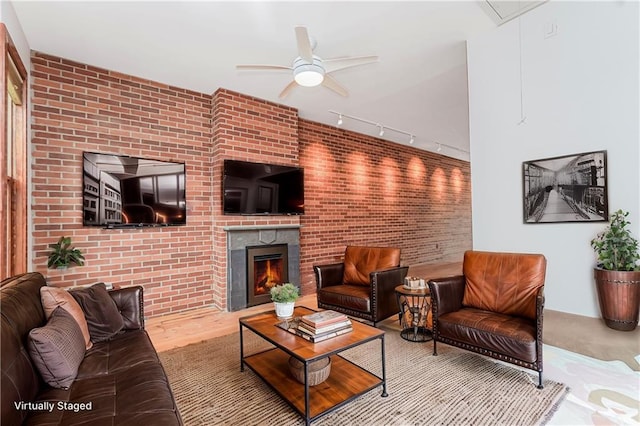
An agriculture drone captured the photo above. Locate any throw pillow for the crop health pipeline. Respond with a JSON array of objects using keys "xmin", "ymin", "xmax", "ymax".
[
  {"xmin": 71, "ymin": 283, "xmax": 124, "ymax": 343},
  {"xmin": 40, "ymin": 286, "xmax": 93, "ymax": 350},
  {"xmin": 28, "ymin": 307, "xmax": 86, "ymax": 389}
]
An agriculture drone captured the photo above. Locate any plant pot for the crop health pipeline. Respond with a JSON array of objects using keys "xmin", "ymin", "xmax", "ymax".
[
  {"xmin": 594, "ymin": 268, "xmax": 640, "ymax": 331},
  {"xmin": 274, "ymin": 301, "xmax": 295, "ymax": 319}
]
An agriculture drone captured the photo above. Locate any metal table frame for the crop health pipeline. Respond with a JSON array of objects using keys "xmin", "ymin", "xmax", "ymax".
[
  {"xmin": 239, "ymin": 307, "xmax": 387, "ymax": 425},
  {"xmin": 395, "ymin": 285, "xmax": 433, "ymax": 342}
]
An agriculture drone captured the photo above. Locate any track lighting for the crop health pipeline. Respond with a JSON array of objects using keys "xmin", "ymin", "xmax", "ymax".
[
  {"xmin": 328, "ymin": 110, "xmax": 414, "ymax": 142},
  {"xmin": 327, "ymin": 110, "xmax": 469, "ymax": 155}
]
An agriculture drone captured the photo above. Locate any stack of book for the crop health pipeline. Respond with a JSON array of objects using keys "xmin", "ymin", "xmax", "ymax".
[{"xmin": 295, "ymin": 310, "xmax": 353, "ymax": 343}]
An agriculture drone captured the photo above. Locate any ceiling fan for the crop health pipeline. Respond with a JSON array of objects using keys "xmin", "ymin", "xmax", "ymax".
[{"xmin": 236, "ymin": 26, "xmax": 378, "ymax": 99}]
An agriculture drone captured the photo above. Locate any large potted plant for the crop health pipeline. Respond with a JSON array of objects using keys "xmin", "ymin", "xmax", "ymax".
[
  {"xmin": 47, "ymin": 236, "xmax": 85, "ymax": 269},
  {"xmin": 270, "ymin": 283, "xmax": 299, "ymax": 319},
  {"xmin": 590, "ymin": 209, "xmax": 640, "ymax": 331}
]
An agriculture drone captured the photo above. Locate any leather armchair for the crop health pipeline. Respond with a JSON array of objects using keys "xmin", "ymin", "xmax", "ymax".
[
  {"xmin": 314, "ymin": 246, "xmax": 409, "ymax": 326},
  {"xmin": 428, "ymin": 250, "xmax": 547, "ymax": 388}
]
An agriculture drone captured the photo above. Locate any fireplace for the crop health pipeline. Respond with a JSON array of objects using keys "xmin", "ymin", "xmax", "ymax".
[
  {"xmin": 225, "ymin": 225, "xmax": 300, "ymax": 311},
  {"xmin": 246, "ymin": 244, "xmax": 289, "ymax": 307}
]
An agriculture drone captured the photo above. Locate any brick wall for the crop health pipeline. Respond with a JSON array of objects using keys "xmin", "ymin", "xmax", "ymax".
[
  {"xmin": 29, "ymin": 53, "xmax": 471, "ymax": 318},
  {"xmin": 298, "ymin": 120, "xmax": 472, "ymax": 294},
  {"xmin": 211, "ymin": 89, "xmax": 300, "ymax": 310},
  {"xmin": 30, "ymin": 52, "xmax": 213, "ymax": 317}
]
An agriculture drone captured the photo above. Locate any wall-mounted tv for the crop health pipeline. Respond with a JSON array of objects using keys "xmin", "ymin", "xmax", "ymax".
[
  {"xmin": 223, "ymin": 159, "xmax": 304, "ymax": 215},
  {"xmin": 83, "ymin": 152, "xmax": 186, "ymax": 227}
]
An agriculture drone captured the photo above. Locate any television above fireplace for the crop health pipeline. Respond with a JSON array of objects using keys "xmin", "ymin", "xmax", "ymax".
[
  {"xmin": 223, "ymin": 159, "xmax": 304, "ymax": 215},
  {"xmin": 83, "ymin": 152, "xmax": 186, "ymax": 228}
]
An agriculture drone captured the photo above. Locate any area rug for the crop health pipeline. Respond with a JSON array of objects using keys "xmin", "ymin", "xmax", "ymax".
[{"xmin": 159, "ymin": 326, "xmax": 568, "ymax": 425}]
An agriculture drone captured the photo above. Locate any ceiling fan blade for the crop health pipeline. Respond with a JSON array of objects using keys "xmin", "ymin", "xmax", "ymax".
[
  {"xmin": 324, "ymin": 55, "xmax": 379, "ymax": 73},
  {"xmin": 278, "ymin": 80, "xmax": 298, "ymax": 99},
  {"xmin": 294, "ymin": 26, "xmax": 313, "ymax": 62},
  {"xmin": 322, "ymin": 75, "xmax": 348, "ymax": 97},
  {"xmin": 236, "ymin": 64, "xmax": 292, "ymax": 71}
]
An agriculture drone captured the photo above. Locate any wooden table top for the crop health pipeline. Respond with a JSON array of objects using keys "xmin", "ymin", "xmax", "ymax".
[
  {"xmin": 395, "ymin": 284, "xmax": 430, "ymax": 296},
  {"xmin": 239, "ymin": 306, "xmax": 384, "ymax": 362}
]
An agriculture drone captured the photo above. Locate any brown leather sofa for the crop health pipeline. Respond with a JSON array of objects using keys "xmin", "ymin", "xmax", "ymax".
[
  {"xmin": 314, "ymin": 246, "xmax": 409, "ymax": 326},
  {"xmin": 1, "ymin": 272, "xmax": 183, "ymax": 425},
  {"xmin": 428, "ymin": 251, "xmax": 547, "ymax": 388}
]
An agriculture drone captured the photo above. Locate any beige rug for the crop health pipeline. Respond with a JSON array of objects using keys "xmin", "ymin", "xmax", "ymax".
[{"xmin": 159, "ymin": 326, "xmax": 568, "ymax": 425}]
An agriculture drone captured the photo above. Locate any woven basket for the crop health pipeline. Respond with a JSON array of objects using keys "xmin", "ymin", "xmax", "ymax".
[{"xmin": 288, "ymin": 356, "xmax": 331, "ymax": 386}]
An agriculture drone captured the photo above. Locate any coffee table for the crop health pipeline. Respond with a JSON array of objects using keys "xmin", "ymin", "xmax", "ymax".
[{"xmin": 239, "ymin": 306, "xmax": 387, "ymax": 425}]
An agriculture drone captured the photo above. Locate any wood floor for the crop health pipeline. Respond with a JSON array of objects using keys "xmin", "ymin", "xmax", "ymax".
[
  {"xmin": 147, "ymin": 293, "xmax": 319, "ymax": 352},
  {"xmin": 147, "ymin": 261, "xmax": 462, "ymax": 352}
]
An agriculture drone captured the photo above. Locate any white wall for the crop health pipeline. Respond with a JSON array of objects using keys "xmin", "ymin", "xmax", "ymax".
[
  {"xmin": 1, "ymin": 1, "xmax": 30, "ymax": 67},
  {"xmin": 467, "ymin": 1, "xmax": 639, "ymax": 318}
]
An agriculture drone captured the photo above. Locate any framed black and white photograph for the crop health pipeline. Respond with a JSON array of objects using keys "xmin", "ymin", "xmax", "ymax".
[{"xmin": 523, "ymin": 150, "xmax": 608, "ymax": 223}]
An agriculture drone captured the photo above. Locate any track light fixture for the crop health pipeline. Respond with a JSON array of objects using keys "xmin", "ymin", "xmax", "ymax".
[
  {"xmin": 328, "ymin": 110, "xmax": 469, "ymax": 155},
  {"xmin": 328, "ymin": 110, "xmax": 414, "ymax": 143}
]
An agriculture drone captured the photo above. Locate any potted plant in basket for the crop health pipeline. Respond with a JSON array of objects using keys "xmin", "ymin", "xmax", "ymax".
[
  {"xmin": 47, "ymin": 236, "xmax": 85, "ymax": 269},
  {"xmin": 270, "ymin": 283, "xmax": 299, "ymax": 319},
  {"xmin": 590, "ymin": 209, "xmax": 640, "ymax": 331}
]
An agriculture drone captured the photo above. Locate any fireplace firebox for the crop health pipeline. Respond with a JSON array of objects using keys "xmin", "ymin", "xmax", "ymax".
[{"xmin": 246, "ymin": 244, "xmax": 289, "ymax": 307}]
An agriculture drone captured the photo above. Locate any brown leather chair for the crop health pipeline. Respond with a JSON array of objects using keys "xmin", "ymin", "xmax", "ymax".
[
  {"xmin": 314, "ymin": 246, "xmax": 409, "ymax": 326},
  {"xmin": 428, "ymin": 250, "xmax": 547, "ymax": 388}
]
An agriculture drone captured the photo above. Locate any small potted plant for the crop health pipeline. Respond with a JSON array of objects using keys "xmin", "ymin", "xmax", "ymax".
[
  {"xmin": 591, "ymin": 209, "xmax": 640, "ymax": 331},
  {"xmin": 47, "ymin": 236, "xmax": 85, "ymax": 269},
  {"xmin": 270, "ymin": 283, "xmax": 299, "ymax": 319}
]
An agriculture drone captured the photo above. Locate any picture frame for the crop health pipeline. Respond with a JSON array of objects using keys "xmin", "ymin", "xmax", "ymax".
[{"xmin": 522, "ymin": 150, "xmax": 608, "ymax": 223}]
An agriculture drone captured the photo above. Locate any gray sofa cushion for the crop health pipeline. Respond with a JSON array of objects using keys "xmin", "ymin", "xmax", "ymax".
[
  {"xmin": 71, "ymin": 283, "xmax": 124, "ymax": 343},
  {"xmin": 27, "ymin": 307, "xmax": 86, "ymax": 389}
]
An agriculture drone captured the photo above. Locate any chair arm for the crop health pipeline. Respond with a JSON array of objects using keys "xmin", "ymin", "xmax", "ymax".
[
  {"xmin": 535, "ymin": 287, "xmax": 545, "ymax": 336},
  {"xmin": 109, "ymin": 286, "xmax": 145, "ymax": 330},
  {"xmin": 370, "ymin": 266, "xmax": 410, "ymax": 322},
  {"xmin": 536, "ymin": 287, "xmax": 545, "ymax": 320},
  {"xmin": 428, "ymin": 275, "xmax": 465, "ymax": 316},
  {"xmin": 534, "ymin": 286, "xmax": 545, "ymax": 367},
  {"xmin": 313, "ymin": 263, "xmax": 345, "ymax": 289}
]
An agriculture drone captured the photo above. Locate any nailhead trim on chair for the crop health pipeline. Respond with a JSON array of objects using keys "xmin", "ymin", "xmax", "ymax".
[{"xmin": 430, "ymin": 288, "xmax": 545, "ymax": 388}]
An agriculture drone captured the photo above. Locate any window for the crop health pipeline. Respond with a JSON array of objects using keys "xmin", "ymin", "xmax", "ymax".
[{"xmin": 1, "ymin": 25, "xmax": 28, "ymax": 279}]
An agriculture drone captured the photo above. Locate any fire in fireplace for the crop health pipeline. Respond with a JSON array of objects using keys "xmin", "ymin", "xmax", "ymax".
[{"xmin": 246, "ymin": 244, "xmax": 289, "ymax": 307}]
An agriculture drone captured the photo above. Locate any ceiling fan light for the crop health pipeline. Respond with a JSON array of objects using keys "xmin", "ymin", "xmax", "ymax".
[
  {"xmin": 294, "ymin": 67, "xmax": 324, "ymax": 87},
  {"xmin": 293, "ymin": 56, "xmax": 325, "ymax": 87}
]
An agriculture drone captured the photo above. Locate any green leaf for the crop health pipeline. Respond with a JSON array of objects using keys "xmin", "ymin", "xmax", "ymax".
[{"xmin": 592, "ymin": 210, "xmax": 640, "ymax": 271}]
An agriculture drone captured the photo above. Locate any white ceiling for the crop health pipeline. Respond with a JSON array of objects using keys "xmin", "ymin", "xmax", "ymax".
[{"xmin": 9, "ymin": 1, "xmax": 511, "ymax": 161}]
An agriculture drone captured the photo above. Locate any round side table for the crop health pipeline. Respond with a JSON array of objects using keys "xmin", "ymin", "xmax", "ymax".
[{"xmin": 394, "ymin": 284, "xmax": 432, "ymax": 342}]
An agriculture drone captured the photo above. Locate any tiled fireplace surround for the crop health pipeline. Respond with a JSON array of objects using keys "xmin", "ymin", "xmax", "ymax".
[{"xmin": 225, "ymin": 225, "xmax": 301, "ymax": 311}]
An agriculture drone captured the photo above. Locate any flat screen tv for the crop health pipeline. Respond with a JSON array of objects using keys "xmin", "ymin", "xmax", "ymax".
[
  {"xmin": 83, "ymin": 152, "xmax": 186, "ymax": 227},
  {"xmin": 223, "ymin": 159, "xmax": 304, "ymax": 215}
]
